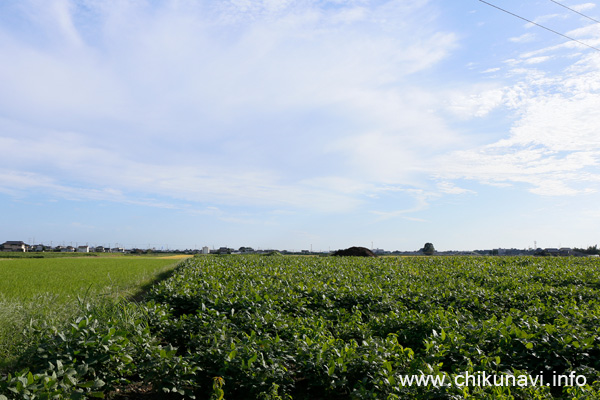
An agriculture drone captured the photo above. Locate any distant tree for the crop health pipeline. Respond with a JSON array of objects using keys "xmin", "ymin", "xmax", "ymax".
[
  {"xmin": 573, "ymin": 245, "xmax": 599, "ymax": 255},
  {"xmin": 534, "ymin": 248, "xmax": 549, "ymax": 257},
  {"xmin": 421, "ymin": 243, "xmax": 435, "ymax": 256},
  {"xmin": 586, "ymin": 245, "xmax": 599, "ymax": 255}
]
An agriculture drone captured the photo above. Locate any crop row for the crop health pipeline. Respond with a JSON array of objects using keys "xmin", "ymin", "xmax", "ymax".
[{"xmin": 2, "ymin": 255, "xmax": 600, "ymax": 399}]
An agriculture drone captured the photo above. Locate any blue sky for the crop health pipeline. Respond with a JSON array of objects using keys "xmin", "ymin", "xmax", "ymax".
[{"xmin": 1, "ymin": 0, "xmax": 599, "ymax": 251}]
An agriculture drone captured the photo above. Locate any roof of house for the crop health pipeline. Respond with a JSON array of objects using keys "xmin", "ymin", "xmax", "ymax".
[{"xmin": 3, "ymin": 241, "xmax": 26, "ymax": 245}]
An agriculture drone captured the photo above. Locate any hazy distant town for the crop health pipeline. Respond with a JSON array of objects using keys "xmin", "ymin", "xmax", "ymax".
[{"xmin": 2, "ymin": 240, "xmax": 599, "ymax": 257}]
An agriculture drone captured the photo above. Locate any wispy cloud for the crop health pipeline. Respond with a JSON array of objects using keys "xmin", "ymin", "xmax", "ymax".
[
  {"xmin": 446, "ymin": 86, "xmax": 505, "ymax": 119},
  {"xmin": 509, "ymin": 32, "xmax": 536, "ymax": 43},
  {"xmin": 2, "ymin": 0, "xmax": 600, "ymax": 250},
  {"xmin": 437, "ymin": 46, "xmax": 600, "ymax": 196},
  {"xmin": 0, "ymin": 0, "xmax": 462, "ymax": 218},
  {"xmin": 572, "ymin": 3, "xmax": 597, "ymax": 12}
]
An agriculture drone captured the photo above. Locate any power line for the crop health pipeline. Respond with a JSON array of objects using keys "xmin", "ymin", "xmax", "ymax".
[
  {"xmin": 548, "ymin": 0, "xmax": 600, "ymax": 24},
  {"xmin": 477, "ymin": 0, "xmax": 600, "ymax": 52}
]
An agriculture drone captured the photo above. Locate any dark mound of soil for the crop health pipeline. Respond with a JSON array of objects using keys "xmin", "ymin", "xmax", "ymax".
[{"xmin": 331, "ymin": 246, "xmax": 377, "ymax": 257}]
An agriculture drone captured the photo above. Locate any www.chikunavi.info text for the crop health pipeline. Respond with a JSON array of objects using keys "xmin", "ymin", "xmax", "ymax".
[{"xmin": 399, "ymin": 371, "xmax": 587, "ymax": 387}]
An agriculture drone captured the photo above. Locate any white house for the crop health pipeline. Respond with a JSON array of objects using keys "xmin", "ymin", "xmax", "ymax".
[{"xmin": 1, "ymin": 241, "xmax": 27, "ymax": 252}]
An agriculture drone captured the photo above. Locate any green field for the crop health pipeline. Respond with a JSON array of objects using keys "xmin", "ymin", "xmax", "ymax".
[
  {"xmin": 0, "ymin": 256, "xmax": 189, "ymax": 301},
  {"xmin": 2, "ymin": 255, "xmax": 600, "ymax": 399},
  {"xmin": 0, "ymin": 255, "xmax": 188, "ymax": 368}
]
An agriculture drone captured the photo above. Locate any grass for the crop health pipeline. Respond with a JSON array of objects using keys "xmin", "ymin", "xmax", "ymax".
[
  {"xmin": 0, "ymin": 255, "xmax": 189, "ymax": 369},
  {"xmin": 0, "ymin": 251, "xmax": 188, "ymax": 258}
]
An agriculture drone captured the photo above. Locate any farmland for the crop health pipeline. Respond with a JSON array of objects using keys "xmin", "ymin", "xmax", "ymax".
[
  {"xmin": 0, "ymin": 256, "xmax": 191, "ymax": 301},
  {"xmin": 0, "ymin": 255, "xmax": 189, "ymax": 368},
  {"xmin": 2, "ymin": 255, "xmax": 600, "ymax": 399}
]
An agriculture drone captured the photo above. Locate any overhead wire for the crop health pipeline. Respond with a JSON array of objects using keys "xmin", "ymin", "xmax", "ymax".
[
  {"xmin": 547, "ymin": 0, "xmax": 600, "ymax": 24},
  {"xmin": 476, "ymin": 0, "xmax": 600, "ymax": 52}
]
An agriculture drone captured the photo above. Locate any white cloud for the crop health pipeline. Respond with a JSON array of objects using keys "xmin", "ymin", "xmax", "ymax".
[
  {"xmin": 572, "ymin": 3, "xmax": 596, "ymax": 12},
  {"xmin": 369, "ymin": 188, "xmax": 434, "ymax": 221},
  {"xmin": 509, "ymin": 33, "xmax": 536, "ymax": 43},
  {"xmin": 0, "ymin": 124, "xmax": 371, "ymax": 213},
  {"xmin": 2, "ymin": 0, "xmax": 598, "ymax": 239},
  {"xmin": 482, "ymin": 67, "xmax": 501, "ymax": 73},
  {"xmin": 0, "ymin": 0, "xmax": 457, "ymax": 140},
  {"xmin": 446, "ymin": 87, "xmax": 505, "ymax": 119},
  {"xmin": 437, "ymin": 50, "xmax": 600, "ymax": 196},
  {"xmin": 437, "ymin": 181, "xmax": 474, "ymax": 195},
  {"xmin": 523, "ymin": 55, "xmax": 552, "ymax": 64},
  {"xmin": 0, "ymin": 0, "xmax": 460, "ymax": 215},
  {"xmin": 531, "ymin": 13, "xmax": 564, "ymax": 25}
]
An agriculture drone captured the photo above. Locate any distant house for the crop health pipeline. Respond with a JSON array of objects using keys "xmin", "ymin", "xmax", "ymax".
[
  {"xmin": 111, "ymin": 247, "xmax": 125, "ymax": 253},
  {"xmin": 202, "ymin": 246, "xmax": 209, "ymax": 254},
  {"xmin": 77, "ymin": 246, "xmax": 90, "ymax": 253},
  {"xmin": 559, "ymin": 248, "xmax": 572, "ymax": 256},
  {"xmin": 372, "ymin": 248, "xmax": 391, "ymax": 255},
  {"xmin": 213, "ymin": 247, "xmax": 232, "ymax": 254},
  {"xmin": 1, "ymin": 241, "xmax": 27, "ymax": 252},
  {"xmin": 61, "ymin": 246, "xmax": 76, "ymax": 252},
  {"xmin": 95, "ymin": 246, "xmax": 106, "ymax": 253}
]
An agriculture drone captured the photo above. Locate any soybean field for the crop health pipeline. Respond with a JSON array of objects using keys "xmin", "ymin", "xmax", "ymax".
[{"xmin": 2, "ymin": 255, "xmax": 600, "ymax": 399}]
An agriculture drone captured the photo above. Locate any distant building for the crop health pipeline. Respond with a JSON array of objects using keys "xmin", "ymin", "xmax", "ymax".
[
  {"xmin": 77, "ymin": 246, "xmax": 90, "ymax": 253},
  {"xmin": 372, "ymin": 248, "xmax": 391, "ymax": 255},
  {"xmin": 1, "ymin": 241, "xmax": 27, "ymax": 252},
  {"xmin": 559, "ymin": 248, "xmax": 572, "ymax": 256},
  {"xmin": 213, "ymin": 247, "xmax": 232, "ymax": 254},
  {"xmin": 202, "ymin": 246, "xmax": 209, "ymax": 254}
]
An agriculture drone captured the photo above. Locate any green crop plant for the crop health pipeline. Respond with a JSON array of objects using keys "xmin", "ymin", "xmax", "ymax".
[{"xmin": 2, "ymin": 255, "xmax": 600, "ymax": 399}]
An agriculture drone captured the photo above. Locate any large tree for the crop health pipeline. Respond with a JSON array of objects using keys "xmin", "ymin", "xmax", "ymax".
[{"xmin": 421, "ymin": 242, "xmax": 435, "ymax": 256}]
